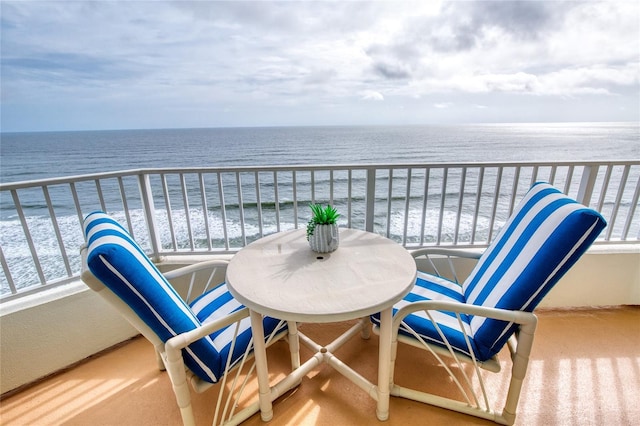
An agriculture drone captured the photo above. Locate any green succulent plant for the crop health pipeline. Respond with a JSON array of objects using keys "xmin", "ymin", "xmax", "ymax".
[{"xmin": 306, "ymin": 204, "xmax": 340, "ymax": 240}]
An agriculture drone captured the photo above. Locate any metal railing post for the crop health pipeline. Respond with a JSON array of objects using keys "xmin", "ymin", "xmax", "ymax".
[
  {"xmin": 577, "ymin": 165, "xmax": 599, "ymax": 207},
  {"xmin": 365, "ymin": 167, "xmax": 376, "ymax": 232},
  {"xmin": 138, "ymin": 173, "xmax": 162, "ymax": 262}
]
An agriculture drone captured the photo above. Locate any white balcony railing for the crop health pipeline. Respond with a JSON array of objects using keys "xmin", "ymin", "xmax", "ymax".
[{"xmin": 1, "ymin": 160, "xmax": 638, "ymax": 301}]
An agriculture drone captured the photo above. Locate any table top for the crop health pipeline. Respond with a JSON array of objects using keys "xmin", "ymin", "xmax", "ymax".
[{"xmin": 226, "ymin": 228, "xmax": 416, "ymax": 322}]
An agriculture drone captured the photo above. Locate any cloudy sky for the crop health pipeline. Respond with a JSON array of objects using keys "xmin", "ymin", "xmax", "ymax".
[{"xmin": 1, "ymin": 0, "xmax": 638, "ymax": 132}]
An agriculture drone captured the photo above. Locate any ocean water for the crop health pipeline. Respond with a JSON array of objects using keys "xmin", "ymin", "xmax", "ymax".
[
  {"xmin": 1, "ymin": 123, "xmax": 638, "ymax": 294},
  {"xmin": 2, "ymin": 123, "xmax": 638, "ymax": 182}
]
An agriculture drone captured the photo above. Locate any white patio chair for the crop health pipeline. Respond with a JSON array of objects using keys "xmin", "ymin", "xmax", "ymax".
[
  {"xmin": 80, "ymin": 211, "xmax": 298, "ymax": 426},
  {"xmin": 371, "ymin": 182, "xmax": 607, "ymax": 425}
]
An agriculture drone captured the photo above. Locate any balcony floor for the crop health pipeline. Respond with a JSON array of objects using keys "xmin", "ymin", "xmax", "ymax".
[{"xmin": 1, "ymin": 306, "xmax": 639, "ymax": 426}]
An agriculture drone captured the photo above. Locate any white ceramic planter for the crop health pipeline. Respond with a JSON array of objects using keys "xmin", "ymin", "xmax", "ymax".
[{"xmin": 308, "ymin": 224, "xmax": 339, "ymax": 253}]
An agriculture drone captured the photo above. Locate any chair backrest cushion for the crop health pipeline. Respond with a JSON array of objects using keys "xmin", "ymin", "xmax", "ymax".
[
  {"xmin": 83, "ymin": 211, "xmax": 223, "ymax": 383},
  {"xmin": 463, "ymin": 182, "xmax": 606, "ymax": 360}
]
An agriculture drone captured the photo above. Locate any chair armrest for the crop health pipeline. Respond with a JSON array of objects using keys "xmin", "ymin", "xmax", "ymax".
[
  {"xmin": 166, "ymin": 306, "xmax": 250, "ymax": 352},
  {"xmin": 410, "ymin": 248, "xmax": 483, "ymax": 284},
  {"xmin": 392, "ymin": 300, "xmax": 536, "ymax": 330},
  {"xmin": 163, "ymin": 259, "xmax": 229, "ymax": 303},
  {"xmin": 163, "ymin": 259, "xmax": 229, "ymax": 280},
  {"xmin": 410, "ymin": 247, "xmax": 483, "ymax": 260}
]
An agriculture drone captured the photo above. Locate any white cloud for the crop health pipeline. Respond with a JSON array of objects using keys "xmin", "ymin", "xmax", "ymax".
[
  {"xmin": 538, "ymin": 64, "xmax": 640, "ymax": 96},
  {"xmin": 361, "ymin": 90, "xmax": 384, "ymax": 101}
]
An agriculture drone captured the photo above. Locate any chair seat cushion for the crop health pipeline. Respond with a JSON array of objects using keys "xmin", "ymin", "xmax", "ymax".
[
  {"xmin": 189, "ymin": 285, "xmax": 286, "ymax": 380},
  {"xmin": 371, "ymin": 271, "xmax": 478, "ymax": 358}
]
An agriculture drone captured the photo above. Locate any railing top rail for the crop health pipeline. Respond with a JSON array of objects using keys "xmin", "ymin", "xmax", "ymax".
[{"xmin": 2, "ymin": 159, "xmax": 639, "ymax": 190}]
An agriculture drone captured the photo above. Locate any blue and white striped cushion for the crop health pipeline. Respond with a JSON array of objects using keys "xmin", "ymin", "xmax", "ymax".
[
  {"xmin": 371, "ymin": 271, "xmax": 478, "ymax": 358},
  {"xmin": 463, "ymin": 182, "xmax": 607, "ymax": 360},
  {"xmin": 83, "ymin": 211, "xmax": 285, "ymax": 383},
  {"xmin": 189, "ymin": 285, "xmax": 286, "ymax": 378}
]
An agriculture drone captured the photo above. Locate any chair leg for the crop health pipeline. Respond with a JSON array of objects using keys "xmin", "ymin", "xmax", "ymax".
[
  {"xmin": 501, "ymin": 319, "xmax": 537, "ymax": 425},
  {"xmin": 155, "ymin": 347, "xmax": 166, "ymax": 371},
  {"xmin": 164, "ymin": 342, "xmax": 196, "ymax": 426}
]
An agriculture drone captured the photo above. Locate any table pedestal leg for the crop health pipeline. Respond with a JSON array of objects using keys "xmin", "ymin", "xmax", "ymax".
[
  {"xmin": 360, "ymin": 317, "xmax": 371, "ymax": 340},
  {"xmin": 287, "ymin": 321, "xmax": 301, "ymax": 370},
  {"xmin": 376, "ymin": 307, "xmax": 392, "ymax": 421},
  {"xmin": 250, "ymin": 309, "xmax": 273, "ymax": 421}
]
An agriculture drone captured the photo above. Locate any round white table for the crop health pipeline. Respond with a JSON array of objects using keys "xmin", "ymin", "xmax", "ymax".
[{"xmin": 226, "ymin": 228, "xmax": 416, "ymax": 421}]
